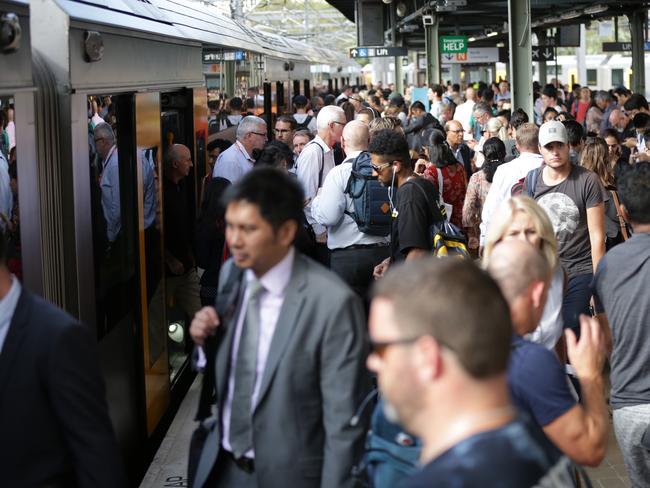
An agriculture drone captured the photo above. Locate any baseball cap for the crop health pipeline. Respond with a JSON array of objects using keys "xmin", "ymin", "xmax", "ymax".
[{"xmin": 538, "ymin": 120, "xmax": 568, "ymax": 147}]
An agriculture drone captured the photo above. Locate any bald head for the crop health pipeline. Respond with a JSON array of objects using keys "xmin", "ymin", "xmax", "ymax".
[
  {"xmin": 486, "ymin": 240, "xmax": 550, "ymax": 304},
  {"xmin": 164, "ymin": 143, "xmax": 193, "ymax": 181},
  {"xmin": 341, "ymin": 120, "xmax": 369, "ymax": 154}
]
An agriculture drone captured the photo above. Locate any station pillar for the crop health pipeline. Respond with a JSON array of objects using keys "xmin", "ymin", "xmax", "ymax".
[
  {"xmin": 508, "ymin": 0, "xmax": 534, "ymax": 116},
  {"xmin": 629, "ymin": 10, "xmax": 646, "ymax": 95},
  {"xmin": 425, "ymin": 16, "xmax": 440, "ymax": 86},
  {"xmin": 537, "ymin": 30, "xmax": 548, "ymax": 85},
  {"xmin": 223, "ymin": 60, "xmax": 236, "ymax": 97}
]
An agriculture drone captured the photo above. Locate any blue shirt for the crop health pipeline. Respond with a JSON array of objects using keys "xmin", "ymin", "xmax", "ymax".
[
  {"xmin": 0, "ymin": 275, "xmax": 21, "ymax": 354},
  {"xmin": 100, "ymin": 146, "xmax": 121, "ymax": 242},
  {"xmin": 402, "ymin": 416, "xmax": 572, "ymax": 488},
  {"xmin": 508, "ymin": 334, "xmax": 576, "ymax": 427},
  {"xmin": 142, "ymin": 149, "xmax": 157, "ymax": 229},
  {"xmin": 212, "ymin": 141, "xmax": 255, "ymax": 183}
]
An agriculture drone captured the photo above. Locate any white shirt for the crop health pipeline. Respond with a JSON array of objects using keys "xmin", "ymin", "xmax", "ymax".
[
  {"xmin": 311, "ymin": 152, "xmax": 390, "ymax": 250},
  {"xmin": 480, "ymin": 151, "xmax": 544, "ymax": 245},
  {"xmin": 453, "ymin": 100, "xmax": 475, "ymax": 135},
  {"xmin": 213, "ymin": 141, "xmax": 255, "ymax": 183},
  {"xmin": 293, "ymin": 113, "xmax": 317, "ymax": 135},
  {"xmin": 0, "ymin": 274, "xmax": 21, "ymax": 354},
  {"xmin": 296, "ymin": 135, "xmax": 335, "ymax": 236},
  {"xmin": 222, "ymin": 247, "xmax": 295, "ymax": 458},
  {"xmin": 525, "ymin": 265, "xmax": 564, "ymax": 349},
  {"xmin": 430, "ymin": 100, "xmax": 443, "ymax": 120}
]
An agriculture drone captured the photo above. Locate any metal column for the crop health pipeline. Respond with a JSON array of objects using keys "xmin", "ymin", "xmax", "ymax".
[
  {"xmin": 224, "ymin": 60, "xmax": 236, "ymax": 97},
  {"xmin": 508, "ymin": 0, "xmax": 533, "ymax": 116},
  {"xmin": 391, "ymin": 4, "xmax": 404, "ymax": 94},
  {"xmin": 425, "ymin": 16, "xmax": 440, "ymax": 86},
  {"xmin": 303, "ymin": 79, "xmax": 310, "ymax": 97},
  {"xmin": 537, "ymin": 30, "xmax": 548, "ymax": 84},
  {"xmin": 629, "ymin": 10, "xmax": 646, "ymax": 95}
]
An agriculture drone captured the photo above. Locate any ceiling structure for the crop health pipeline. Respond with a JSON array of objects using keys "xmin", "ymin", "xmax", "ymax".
[{"xmin": 326, "ymin": 0, "xmax": 650, "ymax": 49}]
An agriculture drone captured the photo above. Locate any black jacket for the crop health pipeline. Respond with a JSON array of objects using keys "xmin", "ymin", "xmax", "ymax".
[{"xmin": 0, "ymin": 289, "xmax": 127, "ymax": 488}]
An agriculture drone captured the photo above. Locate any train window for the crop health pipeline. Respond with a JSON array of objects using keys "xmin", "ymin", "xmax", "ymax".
[
  {"xmin": 612, "ymin": 69, "xmax": 625, "ymax": 88},
  {"xmin": 587, "ymin": 69, "xmax": 598, "ymax": 87},
  {"xmin": 0, "ymin": 99, "xmax": 19, "ymax": 280},
  {"xmin": 88, "ymin": 94, "xmax": 140, "ymax": 340}
]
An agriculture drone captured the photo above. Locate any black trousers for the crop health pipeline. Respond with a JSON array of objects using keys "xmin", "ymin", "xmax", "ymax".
[{"xmin": 330, "ymin": 245, "xmax": 390, "ymax": 305}]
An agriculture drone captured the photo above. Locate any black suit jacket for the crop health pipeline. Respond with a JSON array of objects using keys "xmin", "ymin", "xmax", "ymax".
[
  {"xmin": 456, "ymin": 143, "xmax": 474, "ymax": 177},
  {"xmin": 0, "ymin": 289, "xmax": 127, "ymax": 488}
]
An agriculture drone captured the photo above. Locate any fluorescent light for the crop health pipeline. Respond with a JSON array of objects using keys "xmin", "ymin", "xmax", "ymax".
[
  {"xmin": 560, "ymin": 10, "xmax": 582, "ymax": 20},
  {"xmin": 584, "ymin": 4, "xmax": 608, "ymax": 15},
  {"xmin": 487, "ymin": 31, "xmax": 498, "ymax": 37},
  {"xmin": 468, "ymin": 37, "xmax": 476, "ymax": 42}
]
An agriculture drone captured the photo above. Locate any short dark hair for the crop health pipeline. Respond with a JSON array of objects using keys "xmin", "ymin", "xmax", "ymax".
[
  {"xmin": 563, "ymin": 120, "xmax": 585, "ymax": 146},
  {"xmin": 207, "ymin": 138, "xmax": 232, "ymax": 152},
  {"xmin": 510, "ymin": 108, "xmax": 529, "ymax": 130},
  {"xmin": 374, "ymin": 258, "xmax": 512, "ymax": 379},
  {"xmin": 496, "ymin": 109, "xmax": 511, "ymax": 122},
  {"xmin": 222, "ymin": 167, "xmax": 304, "ymax": 230},
  {"xmin": 624, "ymin": 93, "xmax": 649, "ymax": 112},
  {"xmin": 633, "ymin": 112, "xmax": 650, "ymax": 129},
  {"xmin": 255, "ymin": 140, "xmax": 295, "ymax": 170},
  {"xmin": 602, "ymin": 128, "xmax": 620, "ymax": 142},
  {"xmin": 411, "ymin": 101, "xmax": 426, "ymax": 112},
  {"xmin": 542, "ymin": 84, "xmax": 557, "ymax": 100},
  {"xmin": 276, "ymin": 115, "xmax": 297, "ymax": 131},
  {"xmin": 368, "ymin": 129, "xmax": 411, "ymax": 168},
  {"xmin": 229, "ymin": 97, "xmax": 243, "ymax": 111},
  {"xmin": 618, "ymin": 162, "xmax": 650, "ymax": 224},
  {"xmin": 432, "ymin": 84, "xmax": 444, "ymax": 98}
]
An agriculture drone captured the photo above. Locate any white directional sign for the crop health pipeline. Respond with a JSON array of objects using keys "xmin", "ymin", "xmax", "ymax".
[
  {"xmin": 531, "ymin": 46, "xmax": 555, "ymax": 62},
  {"xmin": 350, "ymin": 46, "xmax": 408, "ymax": 58},
  {"xmin": 440, "ymin": 47, "xmax": 498, "ymax": 64}
]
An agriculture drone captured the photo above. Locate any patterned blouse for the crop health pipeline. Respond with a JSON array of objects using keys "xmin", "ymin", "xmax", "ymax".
[
  {"xmin": 423, "ymin": 162, "xmax": 468, "ymax": 229},
  {"xmin": 462, "ymin": 170, "xmax": 491, "ymax": 251}
]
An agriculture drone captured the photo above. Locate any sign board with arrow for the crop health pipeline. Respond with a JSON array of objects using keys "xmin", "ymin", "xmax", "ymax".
[
  {"xmin": 349, "ymin": 46, "xmax": 408, "ymax": 58},
  {"xmin": 531, "ymin": 46, "xmax": 555, "ymax": 62},
  {"xmin": 440, "ymin": 47, "xmax": 498, "ymax": 64}
]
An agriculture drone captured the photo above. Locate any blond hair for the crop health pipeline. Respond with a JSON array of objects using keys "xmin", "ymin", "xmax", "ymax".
[{"xmin": 483, "ymin": 196, "xmax": 558, "ymax": 270}]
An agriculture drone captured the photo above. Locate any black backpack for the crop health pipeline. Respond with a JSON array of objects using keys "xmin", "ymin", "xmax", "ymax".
[
  {"xmin": 294, "ymin": 114, "xmax": 313, "ymax": 131},
  {"xmin": 344, "ymin": 152, "xmax": 391, "ymax": 237}
]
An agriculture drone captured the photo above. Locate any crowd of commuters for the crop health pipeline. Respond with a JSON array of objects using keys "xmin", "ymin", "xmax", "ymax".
[{"xmin": 2, "ymin": 78, "xmax": 650, "ymax": 488}]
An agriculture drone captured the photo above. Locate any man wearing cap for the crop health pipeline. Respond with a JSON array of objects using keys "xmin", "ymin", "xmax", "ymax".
[{"xmin": 525, "ymin": 120, "xmax": 607, "ymax": 337}]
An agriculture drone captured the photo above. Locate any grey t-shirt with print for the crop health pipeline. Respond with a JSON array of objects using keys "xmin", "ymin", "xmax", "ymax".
[{"xmin": 532, "ymin": 165, "xmax": 607, "ymax": 278}]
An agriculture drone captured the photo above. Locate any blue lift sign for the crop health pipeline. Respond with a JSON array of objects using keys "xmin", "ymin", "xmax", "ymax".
[{"xmin": 350, "ymin": 46, "xmax": 408, "ymax": 58}]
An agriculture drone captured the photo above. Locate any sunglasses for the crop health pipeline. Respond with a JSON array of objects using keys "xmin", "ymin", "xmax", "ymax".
[
  {"xmin": 370, "ymin": 337, "xmax": 421, "ymax": 359},
  {"xmin": 371, "ymin": 162, "xmax": 392, "ymax": 172}
]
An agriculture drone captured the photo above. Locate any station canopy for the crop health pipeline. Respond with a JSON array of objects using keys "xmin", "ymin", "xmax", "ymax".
[{"xmin": 326, "ymin": 0, "xmax": 650, "ymax": 49}]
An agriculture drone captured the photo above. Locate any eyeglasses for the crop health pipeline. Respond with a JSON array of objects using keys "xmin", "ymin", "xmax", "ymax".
[
  {"xmin": 371, "ymin": 162, "xmax": 392, "ymax": 172},
  {"xmin": 94, "ymin": 137, "xmax": 105, "ymax": 143},
  {"xmin": 370, "ymin": 337, "xmax": 421, "ymax": 359},
  {"xmin": 250, "ymin": 131, "xmax": 267, "ymax": 137}
]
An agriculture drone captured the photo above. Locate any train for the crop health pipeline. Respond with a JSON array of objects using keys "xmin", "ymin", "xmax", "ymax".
[{"xmin": 0, "ymin": 0, "xmax": 359, "ymax": 482}]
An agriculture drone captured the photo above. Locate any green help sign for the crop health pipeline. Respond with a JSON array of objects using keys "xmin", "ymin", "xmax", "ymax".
[{"xmin": 440, "ymin": 36, "xmax": 468, "ymax": 54}]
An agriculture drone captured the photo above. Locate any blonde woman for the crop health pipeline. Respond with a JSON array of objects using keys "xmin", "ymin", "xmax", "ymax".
[{"xmin": 483, "ymin": 196, "xmax": 564, "ymax": 350}]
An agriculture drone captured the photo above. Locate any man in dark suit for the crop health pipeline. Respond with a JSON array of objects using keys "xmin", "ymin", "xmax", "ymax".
[
  {"xmin": 0, "ymin": 231, "xmax": 127, "ymax": 487},
  {"xmin": 190, "ymin": 167, "xmax": 370, "ymax": 488}
]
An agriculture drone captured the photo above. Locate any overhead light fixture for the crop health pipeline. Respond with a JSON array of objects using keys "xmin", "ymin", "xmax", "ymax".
[
  {"xmin": 468, "ymin": 37, "xmax": 476, "ymax": 42},
  {"xmin": 487, "ymin": 31, "xmax": 498, "ymax": 37},
  {"xmin": 584, "ymin": 4, "xmax": 608, "ymax": 15},
  {"xmin": 496, "ymin": 41, "xmax": 505, "ymax": 47},
  {"xmin": 560, "ymin": 10, "xmax": 582, "ymax": 20},
  {"xmin": 396, "ymin": 1, "xmax": 407, "ymax": 17}
]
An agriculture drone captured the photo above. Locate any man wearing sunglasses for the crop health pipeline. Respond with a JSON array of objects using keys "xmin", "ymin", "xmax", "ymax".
[
  {"xmin": 369, "ymin": 129, "xmax": 443, "ymax": 279},
  {"xmin": 213, "ymin": 116, "xmax": 268, "ymax": 184},
  {"xmin": 367, "ymin": 258, "xmax": 568, "ymax": 487}
]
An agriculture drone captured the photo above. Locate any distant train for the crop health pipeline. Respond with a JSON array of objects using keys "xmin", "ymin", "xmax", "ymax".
[{"xmin": 0, "ymin": 0, "xmax": 358, "ymax": 483}]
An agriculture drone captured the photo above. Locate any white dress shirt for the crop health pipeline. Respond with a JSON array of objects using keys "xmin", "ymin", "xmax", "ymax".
[
  {"xmin": 296, "ymin": 136, "xmax": 334, "ymax": 236},
  {"xmin": 311, "ymin": 151, "xmax": 390, "ymax": 250},
  {"xmin": 480, "ymin": 151, "xmax": 544, "ymax": 245},
  {"xmin": 213, "ymin": 141, "xmax": 255, "ymax": 183},
  {"xmin": 222, "ymin": 247, "xmax": 295, "ymax": 458},
  {"xmin": 0, "ymin": 275, "xmax": 21, "ymax": 354},
  {"xmin": 453, "ymin": 100, "xmax": 475, "ymax": 135}
]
